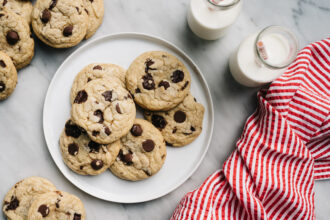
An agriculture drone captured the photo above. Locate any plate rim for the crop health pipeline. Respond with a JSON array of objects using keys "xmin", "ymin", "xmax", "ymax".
[{"xmin": 43, "ymin": 32, "xmax": 214, "ymax": 203}]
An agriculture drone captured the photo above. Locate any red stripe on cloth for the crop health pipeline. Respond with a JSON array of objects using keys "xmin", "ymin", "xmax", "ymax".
[{"xmin": 172, "ymin": 39, "xmax": 330, "ymax": 219}]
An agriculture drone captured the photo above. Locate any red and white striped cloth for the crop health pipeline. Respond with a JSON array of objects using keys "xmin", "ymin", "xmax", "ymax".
[{"xmin": 172, "ymin": 38, "xmax": 330, "ymax": 220}]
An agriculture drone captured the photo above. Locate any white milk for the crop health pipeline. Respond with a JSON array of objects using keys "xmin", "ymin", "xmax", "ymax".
[
  {"xmin": 229, "ymin": 31, "xmax": 294, "ymax": 87},
  {"xmin": 187, "ymin": 0, "xmax": 242, "ymax": 40}
]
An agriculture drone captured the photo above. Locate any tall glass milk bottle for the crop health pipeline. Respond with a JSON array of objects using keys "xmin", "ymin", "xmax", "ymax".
[
  {"xmin": 229, "ymin": 26, "xmax": 299, "ymax": 87},
  {"xmin": 187, "ymin": 0, "xmax": 242, "ymax": 40}
]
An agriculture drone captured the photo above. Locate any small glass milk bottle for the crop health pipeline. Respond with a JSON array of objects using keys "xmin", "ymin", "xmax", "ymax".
[
  {"xmin": 229, "ymin": 26, "xmax": 299, "ymax": 87},
  {"xmin": 187, "ymin": 0, "xmax": 242, "ymax": 40}
]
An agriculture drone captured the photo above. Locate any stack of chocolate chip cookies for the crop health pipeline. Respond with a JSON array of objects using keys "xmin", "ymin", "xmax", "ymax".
[
  {"xmin": 2, "ymin": 176, "xmax": 86, "ymax": 219},
  {"xmin": 60, "ymin": 50, "xmax": 204, "ymax": 182}
]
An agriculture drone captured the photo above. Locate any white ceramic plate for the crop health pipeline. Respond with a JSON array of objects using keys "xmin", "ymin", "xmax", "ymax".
[{"xmin": 43, "ymin": 33, "xmax": 214, "ymax": 203}]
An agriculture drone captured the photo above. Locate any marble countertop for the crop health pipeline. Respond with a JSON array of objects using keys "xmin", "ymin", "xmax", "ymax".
[{"xmin": 1, "ymin": 0, "xmax": 329, "ymax": 219}]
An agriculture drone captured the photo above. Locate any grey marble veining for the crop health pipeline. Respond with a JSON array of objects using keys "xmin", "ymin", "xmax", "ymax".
[{"xmin": 1, "ymin": 0, "xmax": 329, "ymax": 219}]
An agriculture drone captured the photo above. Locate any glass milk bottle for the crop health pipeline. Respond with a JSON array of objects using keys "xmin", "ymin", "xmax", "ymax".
[
  {"xmin": 229, "ymin": 26, "xmax": 299, "ymax": 87},
  {"xmin": 187, "ymin": 0, "xmax": 242, "ymax": 40}
]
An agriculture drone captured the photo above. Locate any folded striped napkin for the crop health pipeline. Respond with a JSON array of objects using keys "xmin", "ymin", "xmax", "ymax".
[{"xmin": 172, "ymin": 38, "xmax": 330, "ymax": 220}]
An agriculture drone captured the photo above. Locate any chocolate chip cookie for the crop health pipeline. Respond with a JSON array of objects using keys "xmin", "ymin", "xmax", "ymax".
[
  {"xmin": 32, "ymin": 0, "xmax": 88, "ymax": 48},
  {"xmin": 109, "ymin": 119, "xmax": 167, "ymax": 181},
  {"xmin": 0, "ymin": 0, "xmax": 33, "ymax": 24},
  {"xmin": 0, "ymin": 9, "xmax": 34, "ymax": 69},
  {"xmin": 60, "ymin": 119, "xmax": 121, "ymax": 175},
  {"xmin": 0, "ymin": 51, "xmax": 17, "ymax": 100},
  {"xmin": 2, "ymin": 177, "xmax": 57, "ymax": 220},
  {"xmin": 126, "ymin": 51, "xmax": 191, "ymax": 111},
  {"xmin": 71, "ymin": 78, "xmax": 136, "ymax": 144},
  {"xmin": 27, "ymin": 191, "xmax": 85, "ymax": 220},
  {"xmin": 70, "ymin": 63, "xmax": 126, "ymax": 104},
  {"xmin": 83, "ymin": 0, "xmax": 104, "ymax": 39},
  {"xmin": 144, "ymin": 94, "xmax": 205, "ymax": 147}
]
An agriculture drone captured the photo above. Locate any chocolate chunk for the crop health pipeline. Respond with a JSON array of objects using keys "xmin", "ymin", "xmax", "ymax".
[
  {"xmin": 104, "ymin": 127, "xmax": 111, "ymax": 136},
  {"xmin": 181, "ymin": 81, "xmax": 189, "ymax": 90},
  {"xmin": 3, "ymin": 0, "xmax": 7, "ymax": 6},
  {"xmin": 91, "ymin": 159, "xmax": 103, "ymax": 170},
  {"xmin": 119, "ymin": 150, "xmax": 133, "ymax": 165},
  {"xmin": 92, "ymin": 130, "xmax": 100, "ymax": 136},
  {"xmin": 135, "ymin": 88, "xmax": 141, "ymax": 93},
  {"xmin": 94, "ymin": 110, "xmax": 104, "ymax": 123},
  {"xmin": 171, "ymin": 70, "xmax": 184, "ymax": 83},
  {"xmin": 166, "ymin": 142, "xmax": 173, "ymax": 146},
  {"xmin": 41, "ymin": 9, "xmax": 51, "ymax": 23},
  {"xmin": 63, "ymin": 25, "xmax": 73, "ymax": 37},
  {"xmin": 151, "ymin": 115, "xmax": 167, "ymax": 129},
  {"xmin": 49, "ymin": 0, "xmax": 57, "ymax": 9},
  {"xmin": 5, "ymin": 197, "xmax": 19, "ymax": 211},
  {"xmin": 142, "ymin": 139, "xmax": 155, "ymax": 152},
  {"xmin": 0, "ymin": 60, "xmax": 6, "ymax": 68},
  {"xmin": 93, "ymin": 65, "xmax": 102, "ymax": 70},
  {"xmin": 68, "ymin": 143, "xmax": 79, "ymax": 156},
  {"xmin": 65, "ymin": 120, "xmax": 82, "ymax": 138},
  {"xmin": 116, "ymin": 104, "xmax": 122, "ymax": 114},
  {"xmin": 145, "ymin": 58, "xmax": 156, "ymax": 73},
  {"xmin": 102, "ymin": 90, "xmax": 112, "ymax": 102},
  {"xmin": 88, "ymin": 141, "xmax": 100, "ymax": 152},
  {"xmin": 74, "ymin": 90, "xmax": 88, "ymax": 104},
  {"xmin": 172, "ymin": 127, "xmax": 177, "ymax": 134},
  {"xmin": 142, "ymin": 74, "xmax": 155, "ymax": 90},
  {"xmin": 191, "ymin": 126, "xmax": 196, "ymax": 131},
  {"xmin": 130, "ymin": 124, "xmax": 143, "ymax": 136},
  {"xmin": 38, "ymin": 205, "xmax": 49, "ymax": 217},
  {"xmin": 174, "ymin": 111, "xmax": 186, "ymax": 123},
  {"xmin": 159, "ymin": 80, "xmax": 170, "ymax": 90},
  {"xmin": 73, "ymin": 213, "xmax": 82, "ymax": 220},
  {"xmin": 6, "ymin": 31, "xmax": 19, "ymax": 45},
  {"xmin": 0, "ymin": 81, "xmax": 5, "ymax": 93}
]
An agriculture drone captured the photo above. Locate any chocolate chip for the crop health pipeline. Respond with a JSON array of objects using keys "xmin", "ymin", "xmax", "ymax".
[
  {"xmin": 183, "ymin": 132, "xmax": 192, "ymax": 135},
  {"xmin": 6, "ymin": 31, "xmax": 19, "ymax": 45},
  {"xmin": 5, "ymin": 196, "xmax": 19, "ymax": 211},
  {"xmin": 3, "ymin": 0, "xmax": 7, "ymax": 6},
  {"xmin": 172, "ymin": 127, "xmax": 177, "ymax": 134},
  {"xmin": 181, "ymin": 81, "xmax": 189, "ymax": 90},
  {"xmin": 102, "ymin": 90, "xmax": 112, "ymax": 102},
  {"xmin": 84, "ymin": 9, "xmax": 89, "ymax": 15},
  {"xmin": 191, "ymin": 126, "xmax": 195, "ymax": 131},
  {"xmin": 38, "ymin": 204, "xmax": 49, "ymax": 217},
  {"xmin": 0, "ymin": 60, "xmax": 6, "ymax": 68},
  {"xmin": 87, "ymin": 77, "xmax": 92, "ymax": 82},
  {"xmin": 116, "ymin": 104, "xmax": 122, "ymax": 114},
  {"xmin": 49, "ymin": 0, "xmax": 57, "ymax": 10},
  {"xmin": 104, "ymin": 127, "xmax": 111, "ymax": 136},
  {"xmin": 143, "ymin": 170, "xmax": 152, "ymax": 176},
  {"xmin": 75, "ymin": 7, "xmax": 80, "ymax": 14},
  {"xmin": 166, "ymin": 141, "xmax": 173, "ymax": 146},
  {"xmin": 127, "ymin": 93, "xmax": 133, "ymax": 99},
  {"xmin": 171, "ymin": 70, "xmax": 184, "ymax": 83},
  {"xmin": 159, "ymin": 80, "xmax": 170, "ymax": 90},
  {"xmin": 135, "ymin": 88, "xmax": 141, "ymax": 93},
  {"xmin": 130, "ymin": 124, "xmax": 143, "ymax": 136},
  {"xmin": 142, "ymin": 139, "xmax": 155, "ymax": 152},
  {"xmin": 145, "ymin": 58, "xmax": 156, "ymax": 73},
  {"xmin": 194, "ymin": 98, "xmax": 197, "ymax": 102},
  {"xmin": 55, "ymin": 199, "xmax": 60, "ymax": 208},
  {"xmin": 151, "ymin": 115, "xmax": 167, "ymax": 129},
  {"xmin": 65, "ymin": 120, "xmax": 82, "ymax": 138},
  {"xmin": 94, "ymin": 110, "xmax": 104, "ymax": 123},
  {"xmin": 0, "ymin": 81, "xmax": 6, "ymax": 93},
  {"xmin": 93, "ymin": 65, "xmax": 102, "ymax": 70},
  {"xmin": 74, "ymin": 90, "xmax": 88, "ymax": 104},
  {"xmin": 41, "ymin": 9, "xmax": 51, "ymax": 23},
  {"xmin": 79, "ymin": 166, "xmax": 84, "ymax": 170},
  {"xmin": 0, "ymin": 13, "xmax": 4, "ymax": 18},
  {"xmin": 63, "ymin": 25, "xmax": 73, "ymax": 37},
  {"xmin": 91, "ymin": 159, "xmax": 103, "ymax": 170},
  {"xmin": 142, "ymin": 74, "xmax": 155, "ymax": 90},
  {"xmin": 68, "ymin": 143, "xmax": 79, "ymax": 156},
  {"xmin": 89, "ymin": 0, "xmax": 94, "ymax": 2},
  {"xmin": 88, "ymin": 141, "xmax": 100, "ymax": 152},
  {"xmin": 174, "ymin": 111, "xmax": 186, "ymax": 123},
  {"xmin": 161, "ymin": 154, "xmax": 166, "ymax": 159},
  {"xmin": 73, "ymin": 213, "xmax": 82, "ymax": 220},
  {"xmin": 92, "ymin": 130, "xmax": 100, "ymax": 136},
  {"xmin": 119, "ymin": 150, "xmax": 133, "ymax": 165}
]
